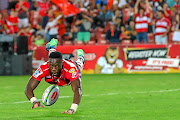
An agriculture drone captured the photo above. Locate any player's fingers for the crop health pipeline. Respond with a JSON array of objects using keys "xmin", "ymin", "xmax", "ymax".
[
  {"xmin": 61, "ymin": 110, "xmax": 68, "ymax": 114},
  {"xmin": 40, "ymin": 104, "xmax": 44, "ymax": 108}
]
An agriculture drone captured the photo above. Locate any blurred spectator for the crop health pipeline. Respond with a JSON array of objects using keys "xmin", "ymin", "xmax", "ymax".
[
  {"xmin": 30, "ymin": 10, "xmax": 41, "ymax": 29},
  {"xmin": 167, "ymin": 0, "xmax": 178, "ymax": 8},
  {"xmin": 119, "ymin": 26, "xmax": 131, "ymax": 41},
  {"xmin": 36, "ymin": 24, "xmax": 46, "ymax": 40},
  {"xmin": 163, "ymin": 3, "xmax": 171, "ymax": 20},
  {"xmin": 26, "ymin": 24, "xmax": 35, "ymax": 46},
  {"xmin": 90, "ymin": 9, "xmax": 104, "ymax": 29},
  {"xmin": 17, "ymin": 24, "xmax": 34, "ymax": 46},
  {"xmin": 6, "ymin": 9, "xmax": 19, "ymax": 34},
  {"xmin": 112, "ymin": 9, "xmax": 123, "ymax": 23},
  {"xmin": 53, "ymin": 8, "xmax": 66, "ymax": 39},
  {"xmin": 128, "ymin": 21, "xmax": 136, "ymax": 43},
  {"xmin": 135, "ymin": 0, "xmax": 150, "ymax": 44},
  {"xmin": 127, "ymin": 0, "xmax": 136, "ymax": 8},
  {"xmin": 34, "ymin": 34, "xmax": 45, "ymax": 46},
  {"xmin": 69, "ymin": 25, "xmax": 79, "ymax": 43},
  {"xmin": 126, "ymin": 7, "xmax": 134, "ymax": 25},
  {"xmin": 76, "ymin": 0, "xmax": 84, "ymax": 8},
  {"xmin": 15, "ymin": 0, "xmax": 30, "ymax": 28},
  {"xmin": 115, "ymin": 17, "xmax": 123, "ymax": 32},
  {"xmin": 155, "ymin": 10, "xmax": 171, "ymax": 44},
  {"xmin": 139, "ymin": 0, "xmax": 153, "ymax": 33},
  {"xmin": 83, "ymin": 0, "xmax": 90, "ymax": 8},
  {"xmin": 75, "ymin": 8, "xmax": 93, "ymax": 44},
  {"xmin": 45, "ymin": 15, "xmax": 62, "ymax": 41},
  {"xmin": 42, "ymin": 9, "xmax": 54, "ymax": 29},
  {"xmin": 8, "ymin": 0, "xmax": 19, "ymax": 10},
  {"xmin": 96, "ymin": 0, "xmax": 108, "ymax": 10},
  {"xmin": 37, "ymin": 0, "xmax": 50, "ymax": 17},
  {"xmin": 0, "ymin": 0, "xmax": 8, "ymax": 10},
  {"xmin": 30, "ymin": 0, "xmax": 38, "ymax": 11},
  {"xmin": 105, "ymin": 22, "xmax": 120, "ymax": 43},
  {"xmin": 172, "ymin": 23, "xmax": 180, "ymax": 43},
  {"xmin": 113, "ymin": 0, "xmax": 127, "ymax": 9},
  {"xmin": 99, "ymin": 5, "xmax": 114, "ymax": 23},
  {"xmin": 0, "ymin": 13, "xmax": 5, "ymax": 34},
  {"xmin": 153, "ymin": 0, "xmax": 166, "ymax": 11},
  {"xmin": 171, "ymin": 14, "xmax": 179, "ymax": 32}
]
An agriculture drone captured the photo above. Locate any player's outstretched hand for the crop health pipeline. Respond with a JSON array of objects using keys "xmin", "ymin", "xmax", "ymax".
[
  {"xmin": 61, "ymin": 109, "xmax": 74, "ymax": 115},
  {"xmin": 32, "ymin": 101, "xmax": 44, "ymax": 109}
]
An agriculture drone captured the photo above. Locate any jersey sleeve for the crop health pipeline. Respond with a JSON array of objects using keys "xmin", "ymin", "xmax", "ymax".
[{"xmin": 32, "ymin": 65, "xmax": 46, "ymax": 81}]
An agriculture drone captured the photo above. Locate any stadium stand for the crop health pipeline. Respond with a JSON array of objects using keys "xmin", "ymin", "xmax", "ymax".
[{"xmin": 0, "ymin": 0, "xmax": 179, "ymax": 49}]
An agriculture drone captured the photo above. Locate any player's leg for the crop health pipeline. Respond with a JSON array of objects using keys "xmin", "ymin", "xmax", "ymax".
[
  {"xmin": 46, "ymin": 38, "xmax": 58, "ymax": 55},
  {"xmin": 76, "ymin": 49, "xmax": 85, "ymax": 72}
]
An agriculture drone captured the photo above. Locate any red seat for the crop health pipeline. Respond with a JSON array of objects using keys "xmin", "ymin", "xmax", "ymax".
[
  {"xmin": 86, "ymin": 40, "xmax": 96, "ymax": 45},
  {"xmin": 74, "ymin": 40, "xmax": 85, "ymax": 45},
  {"xmin": 97, "ymin": 39, "xmax": 108, "ymax": 45},
  {"xmin": 64, "ymin": 36, "xmax": 69, "ymax": 41},
  {"xmin": 122, "ymin": 40, "xmax": 132, "ymax": 45},
  {"xmin": 148, "ymin": 33, "xmax": 155, "ymax": 44},
  {"xmin": 103, "ymin": 22, "xmax": 110, "ymax": 33},
  {"xmin": 96, "ymin": 33, "xmax": 106, "ymax": 41},
  {"xmin": 62, "ymin": 41, "xmax": 73, "ymax": 46},
  {"xmin": 90, "ymin": 33, "xmax": 96, "ymax": 41},
  {"xmin": 96, "ymin": 27, "xmax": 104, "ymax": 34},
  {"xmin": 133, "ymin": 39, "xmax": 138, "ymax": 44}
]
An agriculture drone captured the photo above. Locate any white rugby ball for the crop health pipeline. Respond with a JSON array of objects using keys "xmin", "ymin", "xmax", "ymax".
[{"xmin": 42, "ymin": 85, "xmax": 59, "ymax": 106}]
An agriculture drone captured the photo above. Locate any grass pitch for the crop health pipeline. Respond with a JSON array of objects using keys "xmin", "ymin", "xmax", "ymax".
[{"xmin": 0, "ymin": 74, "xmax": 180, "ymax": 120}]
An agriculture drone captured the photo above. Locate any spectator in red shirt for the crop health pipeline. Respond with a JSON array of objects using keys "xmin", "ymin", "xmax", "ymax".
[
  {"xmin": 15, "ymin": 0, "xmax": 30, "ymax": 28},
  {"xmin": 7, "ymin": 9, "xmax": 19, "ymax": 34},
  {"xmin": 155, "ymin": 10, "xmax": 171, "ymax": 44},
  {"xmin": 135, "ymin": 0, "xmax": 150, "ymax": 44},
  {"xmin": 37, "ymin": 0, "xmax": 50, "ymax": 17},
  {"xmin": 0, "ymin": 13, "xmax": 5, "ymax": 34},
  {"xmin": 163, "ymin": 3, "xmax": 171, "ymax": 20}
]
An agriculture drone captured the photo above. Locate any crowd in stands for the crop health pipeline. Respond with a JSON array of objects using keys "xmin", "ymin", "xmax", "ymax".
[{"xmin": 0, "ymin": 0, "xmax": 180, "ymax": 47}]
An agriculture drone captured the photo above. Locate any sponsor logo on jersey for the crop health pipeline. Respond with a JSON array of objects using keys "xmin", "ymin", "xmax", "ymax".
[
  {"xmin": 69, "ymin": 68, "xmax": 75, "ymax": 73},
  {"xmin": 33, "ymin": 68, "xmax": 43, "ymax": 78},
  {"xmin": 72, "ymin": 72, "xmax": 77, "ymax": 78}
]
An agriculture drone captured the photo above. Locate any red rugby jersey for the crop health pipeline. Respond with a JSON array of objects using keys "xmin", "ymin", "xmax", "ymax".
[
  {"xmin": 32, "ymin": 60, "xmax": 79, "ymax": 86},
  {"xmin": 135, "ymin": 13, "xmax": 149, "ymax": 33}
]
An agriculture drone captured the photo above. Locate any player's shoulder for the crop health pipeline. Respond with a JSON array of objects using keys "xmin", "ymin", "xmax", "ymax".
[
  {"xmin": 63, "ymin": 59, "xmax": 78, "ymax": 71},
  {"xmin": 39, "ymin": 61, "xmax": 49, "ymax": 71},
  {"xmin": 63, "ymin": 59, "xmax": 76, "ymax": 67}
]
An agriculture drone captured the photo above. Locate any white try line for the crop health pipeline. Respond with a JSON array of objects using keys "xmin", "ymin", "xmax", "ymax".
[{"xmin": 0, "ymin": 88, "xmax": 179, "ymax": 104}]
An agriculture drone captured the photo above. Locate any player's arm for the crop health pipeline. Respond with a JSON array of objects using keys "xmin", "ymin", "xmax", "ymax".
[
  {"xmin": 62, "ymin": 78, "xmax": 82, "ymax": 115},
  {"xmin": 71, "ymin": 78, "xmax": 82, "ymax": 104},
  {"xmin": 25, "ymin": 77, "xmax": 44, "ymax": 109},
  {"xmin": 134, "ymin": 0, "xmax": 140, "ymax": 14}
]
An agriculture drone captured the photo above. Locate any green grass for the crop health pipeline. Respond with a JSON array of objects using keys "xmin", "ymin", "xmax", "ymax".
[{"xmin": 0, "ymin": 74, "xmax": 180, "ymax": 120}]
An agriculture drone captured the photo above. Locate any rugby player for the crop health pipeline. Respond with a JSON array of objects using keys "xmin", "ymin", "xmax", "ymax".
[{"xmin": 25, "ymin": 39, "xmax": 85, "ymax": 115}]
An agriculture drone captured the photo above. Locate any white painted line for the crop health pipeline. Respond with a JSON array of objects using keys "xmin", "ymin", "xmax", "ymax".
[{"xmin": 0, "ymin": 89, "xmax": 179, "ymax": 104}]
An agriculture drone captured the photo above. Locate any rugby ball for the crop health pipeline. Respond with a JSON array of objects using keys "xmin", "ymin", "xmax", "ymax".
[{"xmin": 42, "ymin": 85, "xmax": 59, "ymax": 106}]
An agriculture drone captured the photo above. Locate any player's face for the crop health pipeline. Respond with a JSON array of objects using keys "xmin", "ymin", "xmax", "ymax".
[{"xmin": 49, "ymin": 58, "xmax": 62, "ymax": 77}]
